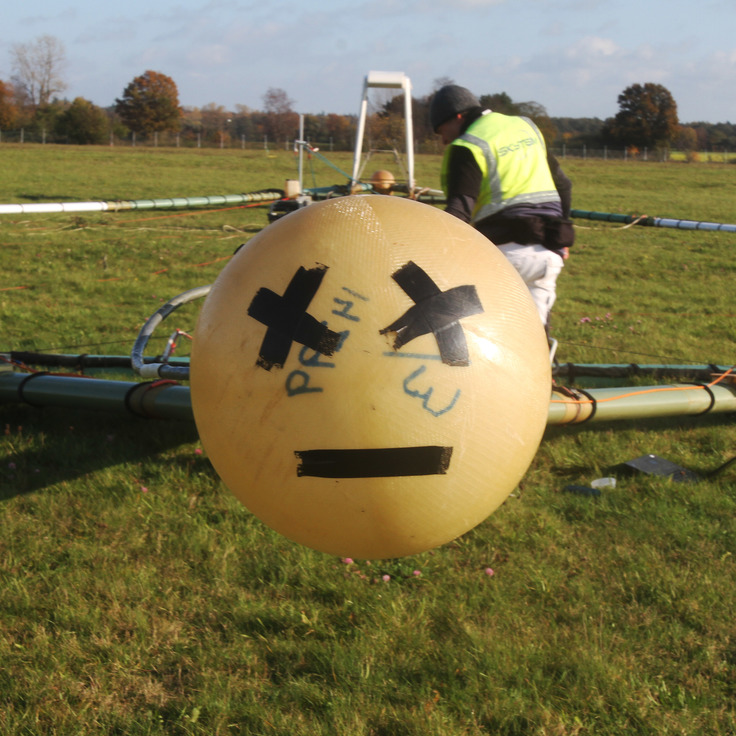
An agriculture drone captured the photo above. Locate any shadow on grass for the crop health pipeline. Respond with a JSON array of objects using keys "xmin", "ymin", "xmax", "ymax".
[
  {"xmin": 16, "ymin": 192, "xmax": 81, "ymax": 202},
  {"xmin": 0, "ymin": 403, "xmax": 203, "ymax": 501}
]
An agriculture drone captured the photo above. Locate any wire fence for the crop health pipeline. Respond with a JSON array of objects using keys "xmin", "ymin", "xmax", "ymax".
[
  {"xmin": 550, "ymin": 146, "xmax": 736, "ymax": 163},
  {"xmin": 2, "ymin": 128, "xmax": 735, "ymax": 163},
  {"xmin": 0, "ymin": 128, "xmax": 303, "ymax": 150}
]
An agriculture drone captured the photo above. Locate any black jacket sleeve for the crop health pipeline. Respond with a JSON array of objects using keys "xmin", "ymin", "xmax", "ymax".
[
  {"xmin": 443, "ymin": 145, "xmax": 482, "ymax": 223},
  {"xmin": 547, "ymin": 153, "xmax": 572, "ymax": 218}
]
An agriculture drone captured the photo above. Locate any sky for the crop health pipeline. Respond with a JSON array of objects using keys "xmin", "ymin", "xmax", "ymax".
[{"xmin": 2, "ymin": 0, "xmax": 735, "ymax": 124}]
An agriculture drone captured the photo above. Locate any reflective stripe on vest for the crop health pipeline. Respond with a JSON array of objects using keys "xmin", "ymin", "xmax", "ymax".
[{"xmin": 443, "ymin": 113, "xmax": 560, "ymax": 223}]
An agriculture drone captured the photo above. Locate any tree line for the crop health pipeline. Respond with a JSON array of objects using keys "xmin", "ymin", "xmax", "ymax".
[{"xmin": 2, "ymin": 35, "xmax": 736, "ymax": 155}]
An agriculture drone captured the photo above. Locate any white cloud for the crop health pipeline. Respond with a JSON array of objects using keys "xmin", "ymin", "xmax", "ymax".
[{"xmin": 566, "ymin": 36, "xmax": 620, "ymax": 59}]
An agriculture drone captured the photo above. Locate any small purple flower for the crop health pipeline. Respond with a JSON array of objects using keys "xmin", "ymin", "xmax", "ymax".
[
  {"xmin": 341, "ymin": 557, "xmax": 354, "ymax": 565},
  {"xmin": 413, "ymin": 570, "xmax": 421, "ymax": 577},
  {"xmin": 141, "ymin": 485, "xmax": 149, "ymax": 493},
  {"xmin": 195, "ymin": 448, "xmax": 203, "ymax": 455},
  {"xmin": 382, "ymin": 574, "xmax": 390, "ymax": 582},
  {"xmin": 579, "ymin": 316, "xmax": 591, "ymax": 324},
  {"xmin": 484, "ymin": 567, "xmax": 495, "ymax": 577}
]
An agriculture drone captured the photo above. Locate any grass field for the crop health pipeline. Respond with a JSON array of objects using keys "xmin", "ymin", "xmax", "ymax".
[{"xmin": 1, "ymin": 146, "xmax": 735, "ymax": 735}]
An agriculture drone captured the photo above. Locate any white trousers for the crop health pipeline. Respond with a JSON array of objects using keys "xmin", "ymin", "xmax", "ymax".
[{"xmin": 496, "ymin": 242, "xmax": 564, "ymax": 328}]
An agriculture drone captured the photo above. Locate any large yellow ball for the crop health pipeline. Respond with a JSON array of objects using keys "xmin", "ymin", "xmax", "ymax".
[{"xmin": 190, "ymin": 195, "xmax": 550, "ymax": 559}]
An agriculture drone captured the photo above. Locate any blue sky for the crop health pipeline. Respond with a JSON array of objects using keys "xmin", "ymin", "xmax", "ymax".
[{"xmin": 3, "ymin": 0, "xmax": 735, "ymax": 123}]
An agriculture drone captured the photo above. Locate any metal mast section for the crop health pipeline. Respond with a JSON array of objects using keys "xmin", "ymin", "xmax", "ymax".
[{"xmin": 350, "ymin": 71, "xmax": 415, "ymax": 196}]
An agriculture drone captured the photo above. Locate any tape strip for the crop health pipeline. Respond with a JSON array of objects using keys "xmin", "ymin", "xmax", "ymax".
[
  {"xmin": 380, "ymin": 261, "xmax": 483, "ymax": 366},
  {"xmin": 295, "ymin": 446, "xmax": 453, "ymax": 478},
  {"xmin": 248, "ymin": 264, "xmax": 342, "ymax": 370}
]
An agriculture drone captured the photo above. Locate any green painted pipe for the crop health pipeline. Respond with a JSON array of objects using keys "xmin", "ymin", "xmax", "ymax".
[
  {"xmin": 6, "ymin": 353, "xmax": 731, "ymax": 385},
  {"xmin": 570, "ymin": 209, "xmax": 736, "ymax": 232},
  {"xmin": 0, "ymin": 372, "xmax": 193, "ymax": 421},
  {"xmin": 109, "ymin": 190, "xmax": 284, "ymax": 211},
  {"xmin": 552, "ymin": 363, "xmax": 734, "ymax": 386},
  {"xmin": 3, "ymin": 371, "xmax": 735, "ymax": 427}
]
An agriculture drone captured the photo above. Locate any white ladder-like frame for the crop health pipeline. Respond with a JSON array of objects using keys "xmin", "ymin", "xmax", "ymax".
[{"xmin": 350, "ymin": 71, "xmax": 415, "ymax": 195}]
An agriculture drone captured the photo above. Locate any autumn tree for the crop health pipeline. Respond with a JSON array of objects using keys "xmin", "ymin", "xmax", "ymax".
[
  {"xmin": 479, "ymin": 92, "xmax": 517, "ymax": 115},
  {"xmin": 115, "ymin": 70, "xmax": 182, "ymax": 136},
  {"xmin": 603, "ymin": 83, "xmax": 679, "ymax": 149},
  {"xmin": 476, "ymin": 92, "xmax": 557, "ymax": 144},
  {"xmin": 10, "ymin": 34, "xmax": 67, "ymax": 109},
  {"xmin": 378, "ymin": 93, "xmax": 433, "ymax": 147},
  {"xmin": 0, "ymin": 80, "xmax": 18, "ymax": 129},
  {"xmin": 324, "ymin": 113, "xmax": 354, "ymax": 149},
  {"xmin": 674, "ymin": 125, "xmax": 697, "ymax": 151},
  {"xmin": 262, "ymin": 87, "xmax": 298, "ymax": 145},
  {"xmin": 200, "ymin": 103, "xmax": 232, "ymax": 144},
  {"xmin": 56, "ymin": 97, "xmax": 109, "ymax": 144}
]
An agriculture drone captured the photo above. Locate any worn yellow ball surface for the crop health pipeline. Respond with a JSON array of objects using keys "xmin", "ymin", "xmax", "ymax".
[{"xmin": 190, "ymin": 195, "xmax": 550, "ymax": 559}]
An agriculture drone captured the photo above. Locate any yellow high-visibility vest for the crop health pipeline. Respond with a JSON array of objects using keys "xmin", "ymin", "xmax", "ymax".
[{"xmin": 441, "ymin": 112, "xmax": 560, "ymax": 223}]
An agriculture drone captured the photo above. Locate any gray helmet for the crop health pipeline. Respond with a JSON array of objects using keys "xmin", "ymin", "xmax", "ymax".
[{"xmin": 429, "ymin": 85, "xmax": 480, "ymax": 132}]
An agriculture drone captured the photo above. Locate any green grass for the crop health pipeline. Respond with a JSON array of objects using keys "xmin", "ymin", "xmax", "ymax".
[{"xmin": 1, "ymin": 146, "xmax": 736, "ymax": 735}]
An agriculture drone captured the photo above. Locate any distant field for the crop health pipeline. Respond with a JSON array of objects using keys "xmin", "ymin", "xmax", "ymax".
[{"xmin": 1, "ymin": 146, "xmax": 735, "ymax": 735}]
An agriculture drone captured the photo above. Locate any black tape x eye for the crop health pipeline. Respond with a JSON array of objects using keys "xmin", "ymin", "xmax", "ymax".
[
  {"xmin": 248, "ymin": 264, "xmax": 342, "ymax": 371},
  {"xmin": 380, "ymin": 261, "xmax": 484, "ymax": 366}
]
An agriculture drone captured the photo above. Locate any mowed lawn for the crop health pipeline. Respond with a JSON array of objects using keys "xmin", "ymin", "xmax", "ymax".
[{"xmin": 1, "ymin": 145, "xmax": 735, "ymax": 736}]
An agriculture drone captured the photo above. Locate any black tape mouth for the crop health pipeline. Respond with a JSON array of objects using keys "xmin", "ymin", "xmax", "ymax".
[{"xmin": 295, "ymin": 446, "xmax": 453, "ymax": 478}]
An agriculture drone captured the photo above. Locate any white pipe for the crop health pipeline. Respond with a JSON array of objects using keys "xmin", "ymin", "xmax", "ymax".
[
  {"xmin": 0, "ymin": 191, "xmax": 284, "ymax": 216},
  {"xmin": 0, "ymin": 201, "xmax": 110, "ymax": 214}
]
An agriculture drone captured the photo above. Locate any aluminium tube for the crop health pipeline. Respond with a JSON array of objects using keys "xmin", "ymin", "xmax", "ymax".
[
  {"xmin": 130, "ymin": 285, "xmax": 211, "ymax": 380},
  {"xmin": 548, "ymin": 382, "xmax": 736, "ymax": 425}
]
